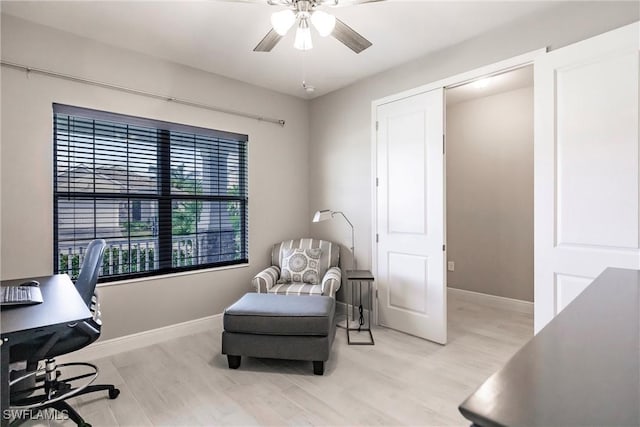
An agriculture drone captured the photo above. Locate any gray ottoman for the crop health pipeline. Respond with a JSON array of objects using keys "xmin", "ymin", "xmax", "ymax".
[{"xmin": 222, "ymin": 293, "xmax": 336, "ymax": 375}]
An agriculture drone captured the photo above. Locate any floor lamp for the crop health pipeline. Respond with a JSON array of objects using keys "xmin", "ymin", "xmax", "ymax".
[
  {"xmin": 312, "ymin": 209, "xmax": 356, "ymax": 270},
  {"xmin": 312, "ymin": 209, "xmax": 357, "ymax": 328}
]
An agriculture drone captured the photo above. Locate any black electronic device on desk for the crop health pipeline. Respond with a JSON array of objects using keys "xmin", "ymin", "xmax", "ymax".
[{"xmin": 0, "ymin": 280, "xmax": 43, "ymax": 306}]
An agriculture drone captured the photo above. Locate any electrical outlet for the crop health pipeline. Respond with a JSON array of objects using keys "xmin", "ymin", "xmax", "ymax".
[{"xmin": 447, "ymin": 261, "xmax": 455, "ymax": 272}]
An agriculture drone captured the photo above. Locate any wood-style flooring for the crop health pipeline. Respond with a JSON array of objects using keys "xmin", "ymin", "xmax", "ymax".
[{"xmin": 24, "ymin": 291, "xmax": 533, "ymax": 426}]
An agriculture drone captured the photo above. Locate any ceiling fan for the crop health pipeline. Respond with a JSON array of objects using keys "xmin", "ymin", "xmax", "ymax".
[{"xmin": 253, "ymin": 0, "xmax": 381, "ymax": 54}]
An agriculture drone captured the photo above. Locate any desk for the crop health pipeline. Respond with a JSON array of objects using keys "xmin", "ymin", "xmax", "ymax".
[
  {"xmin": 458, "ymin": 268, "xmax": 640, "ymax": 427},
  {"xmin": 1, "ymin": 274, "xmax": 91, "ymax": 426}
]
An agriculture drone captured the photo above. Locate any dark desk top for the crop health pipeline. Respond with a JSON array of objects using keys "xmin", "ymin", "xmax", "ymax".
[
  {"xmin": 1, "ymin": 274, "xmax": 91, "ymax": 338},
  {"xmin": 346, "ymin": 270, "xmax": 374, "ymax": 280},
  {"xmin": 459, "ymin": 268, "xmax": 640, "ymax": 427}
]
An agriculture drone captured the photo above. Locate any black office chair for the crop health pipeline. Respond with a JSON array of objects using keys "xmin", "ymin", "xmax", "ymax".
[{"xmin": 9, "ymin": 239, "xmax": 120, "ymax": 427}]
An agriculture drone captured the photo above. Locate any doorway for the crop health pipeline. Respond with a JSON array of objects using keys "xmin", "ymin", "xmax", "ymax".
[
  {"xmin": 445, "ymin": 67, "xmax": 534, "ymax": 302},
  {"xmin": 444, "ymin": 65, "xmax": 534, "ymax": 339},
  {"xmin": 374, "ymin": 24, "xmax": 638, "ymax": 343},
  {"xmin": 372, "ymin": 50, "xmax": 542, "ymax": 345},
  {"xmin": 373, "ymin": 54, "xmax": 541, "ymax": 345}
]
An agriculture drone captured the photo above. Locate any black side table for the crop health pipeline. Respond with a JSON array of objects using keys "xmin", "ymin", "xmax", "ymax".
[{"xmin": 345, "ymin": 270, "xmax": 375, "ymax": 345}]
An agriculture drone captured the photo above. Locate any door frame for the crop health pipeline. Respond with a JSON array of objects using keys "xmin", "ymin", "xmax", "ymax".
[{"xmin": 370, "ymin": 48, "xmax": 547, "ymax": 328}]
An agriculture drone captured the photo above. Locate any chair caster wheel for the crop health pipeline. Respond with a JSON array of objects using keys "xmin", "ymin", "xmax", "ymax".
[
  {"xmin": 109, "ymin": 388, "xmax": 120, "ymax": 399},
  {"xmin": 80, "ymin": 423, "xmax": 92, "ymax": 427}
]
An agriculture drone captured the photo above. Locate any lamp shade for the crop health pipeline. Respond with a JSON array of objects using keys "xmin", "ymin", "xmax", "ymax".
[
  {"xmin": 312, "ymin": 210, "xmax": 333, "ymax": 222},
  {"xmin": 271, "ymin": 9, "xmax": 296, "ymax": 36},
  {"xmin": 294, "ymin": 18, "xmax": 313, "ymax": 51},
  {"xmin": 310, "ymin": 10, "xmax": 336, "ymax": 37}
]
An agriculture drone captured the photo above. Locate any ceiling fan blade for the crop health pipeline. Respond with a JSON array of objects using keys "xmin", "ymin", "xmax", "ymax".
[
  {"xmin": 253, "ymin": 29, "xmax": 283, "ymax": 52},
  {"xmin": 332, "ymin": 18, "xmax": 372, "ymax": 54}
]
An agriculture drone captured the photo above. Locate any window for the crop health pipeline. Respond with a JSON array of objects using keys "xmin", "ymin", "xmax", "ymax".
[{"xmin": 53, "ymin": 104, "xmax": 248, "ymax": 282}]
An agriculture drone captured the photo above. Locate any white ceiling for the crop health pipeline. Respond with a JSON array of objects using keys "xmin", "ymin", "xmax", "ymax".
[
  {"xmin": 446, "ymin": 65, "xmax": 533, "ymax": 105},
  {"xmin": 1, "ymin": 1, "xmax": 560, "ymax": 99}
]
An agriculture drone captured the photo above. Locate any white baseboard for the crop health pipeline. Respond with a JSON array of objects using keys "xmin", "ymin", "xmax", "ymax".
[
  {"xmin": 336, "ymin": 300, "xmax": 376, "ymax": 325},
  {"xmin": 64, "ymin": 290, "xmax": 527, "ymax": 362},
  {"xmin": 65, "ymin": 314, "xmax": 221, "ymax": 362},
  {"xmin": 336, "ymin": 300, "xmax": 349, "ymax": 316},
  {"xmin": 448, "ymin": 287, "xmax": 533, "ymax": 314}
]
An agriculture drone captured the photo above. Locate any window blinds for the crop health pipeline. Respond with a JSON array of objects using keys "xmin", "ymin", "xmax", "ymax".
[{"xmin": 53, "ymin": 104, "xmax": 248, "ymax": 281}]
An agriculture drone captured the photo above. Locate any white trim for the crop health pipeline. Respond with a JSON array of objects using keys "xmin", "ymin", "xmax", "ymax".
[
  {"xmin": 336, "ymin": 300, "xmax": 373, "ymax": 327},
  {"xmin": 62, "ymin": 314, "xmax": 221, "ymax": 362},
  {"xmin": 371, "ymin": 48, "xmax": 547, "ymax": 107},
  {"xmin": 370, "ymin": 102, "xmax": 379, "ymax": 327},
  {"xmin": 97, "ymin": 263, "xmax": 249, "ymax": 288},
  {"xmin": 336, "ymin": 300, "xmax": 349, "ymax": 317},
  {"xmin": 448, "ymin": 287, "xmax": 533, "ymax": 315},
  {"xmin": 371, "ymin": 48, "xmax": 547, "ymax": 330},
  {"xmin": 337, "ymin": 300, "xmax": 369, "ymax": 317}
]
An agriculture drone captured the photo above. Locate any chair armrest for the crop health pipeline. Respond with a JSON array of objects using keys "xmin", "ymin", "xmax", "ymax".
[
  {"xmin": 321, "ymin": 267, "xmax": 342, "ymax": 297},
  {"xmin": 252, "ymin": 266, "xmax": 281, "ymax": 293}
]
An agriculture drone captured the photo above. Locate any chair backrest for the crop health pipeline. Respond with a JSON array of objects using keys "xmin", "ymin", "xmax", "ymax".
[
  {"xmin": 271, "ymin": 238, "xmax": 340, "ymax": 279},
  {"xmin": 75, "ymin": 239, "xmax": 107, "ymax": 307}
]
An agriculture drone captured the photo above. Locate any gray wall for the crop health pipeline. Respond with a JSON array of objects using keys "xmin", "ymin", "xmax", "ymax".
[
  {"xmin": 446, "ymin": 87, "xmax": 533, "ymax": 302},
  {"xmin": 0, "ymin": 14, "xmax": 311, "ymax": 340},
  {"xmin": 308, "ymin": 2, "xmax": 639, "ymax": 303},
  {"xmin": 1, "ymin": 3, "xmax": 638, "ymax": 338}
]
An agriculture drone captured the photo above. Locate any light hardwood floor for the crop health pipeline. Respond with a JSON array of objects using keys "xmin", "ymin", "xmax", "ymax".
[{"xmin": 25, "ymin": 291, "xmax": 532, "ymax": 426}]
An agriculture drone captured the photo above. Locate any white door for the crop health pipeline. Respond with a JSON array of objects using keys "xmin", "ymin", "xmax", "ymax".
[
  {"xmin": 375, "ymin": 88, "xmax": 446, "ymax": 344},
  {"xmin": 534, "ymin": 22, "xmax": 639, "ymax": 333}
]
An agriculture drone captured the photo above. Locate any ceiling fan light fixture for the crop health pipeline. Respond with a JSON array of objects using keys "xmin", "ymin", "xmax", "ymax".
[
  {"xmin": 253, "ymin": 0, "xmax": 373, "ymax": 54},
  {"xmin": 271, "ymin": 9, "xmax": 296, "ymax": 36},
  {"xmin": 310, "ymin": 10, "xmax": 336, "ymax": 37},
  {"xmin": 294, "ymin": 18, "xmax": 313, "ymax": 51}
]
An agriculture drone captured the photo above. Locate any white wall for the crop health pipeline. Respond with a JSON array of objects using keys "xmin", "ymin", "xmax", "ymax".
[
  {"xmin": 0, "ymin": 14, "xmax": 310, "ymax": 340},
  {"xmin": 309, "ymin": 2, "xmax": 639, "ymax": 302},
  {"xmin": 446, "ymin": 86, "xmax": 533, "ymax": 302}
]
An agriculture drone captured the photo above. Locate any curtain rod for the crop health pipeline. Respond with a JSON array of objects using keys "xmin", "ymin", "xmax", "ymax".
[{"xmin": 1, "ymin": 60, "xmax": 286, "ymax": 127}]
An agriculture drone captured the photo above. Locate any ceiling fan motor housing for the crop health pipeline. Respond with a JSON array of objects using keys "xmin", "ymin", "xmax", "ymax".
[{"xmin": 296, "ymin": 0, "xmax": 313, "ymax": 14}]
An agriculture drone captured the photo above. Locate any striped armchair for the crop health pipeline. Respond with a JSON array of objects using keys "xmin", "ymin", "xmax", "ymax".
[{"xmin": 252, "ymin": 238, "xmax": 341, "ymax": 298}]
